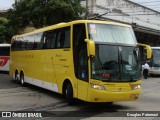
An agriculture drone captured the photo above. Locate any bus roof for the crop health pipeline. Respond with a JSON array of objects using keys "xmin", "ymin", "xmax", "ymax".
[
  {"xmin": 12, "ymin": 20, "xmax": 131, "ymax": 38},
  {"xmin": 0, "ymin": 44, "xmax": 10, "ymax": 47},
  {"xmin": 70, "ymin": 20, "xmax": 130, "ymax": 27}
]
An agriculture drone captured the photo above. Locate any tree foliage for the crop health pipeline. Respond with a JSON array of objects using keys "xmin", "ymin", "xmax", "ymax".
[
  {"xmin": 0, "ymin": 17, "xmax": 14, "ymax": 43},
  {"xmin": 7, "ymin": 0, "xmax": 85, "ymax": 30}
]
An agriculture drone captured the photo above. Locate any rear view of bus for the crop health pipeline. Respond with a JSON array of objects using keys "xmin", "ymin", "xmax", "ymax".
[{"xmin": 0, "ymin": 44, "xmax": 10, "ymax": 72}]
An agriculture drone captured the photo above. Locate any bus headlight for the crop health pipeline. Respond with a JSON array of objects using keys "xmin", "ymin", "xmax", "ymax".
[
  {"xmin": 130, "ymin": 84, "xmax": 141, "ymax": 90},
  {"xmin": 90, "ymin": 83, "xmax": 105, "ymax": 90}
]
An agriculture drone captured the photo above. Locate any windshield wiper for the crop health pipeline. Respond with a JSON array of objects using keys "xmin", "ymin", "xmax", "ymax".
[
  {"xmin": 129, "ymin": 73, "xmax": 134, "ymax": 82},
  {"xmin": 128, "ymin": 73, "xmax": 138, "ymax": 82},
  {"xmin": 101, "ymin": 78, "xmax": 112, "ymax": 82}
]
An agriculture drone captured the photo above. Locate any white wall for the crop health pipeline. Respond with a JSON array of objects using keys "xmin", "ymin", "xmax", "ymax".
[{"xmin": 83, "ymin": 0, "xmax": 160, "ymax": 32}]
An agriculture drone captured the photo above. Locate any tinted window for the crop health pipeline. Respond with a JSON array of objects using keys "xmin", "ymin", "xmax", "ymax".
[
  {"xmin": 43, "ymin": 31, "xmax": 56, "ymax": 49},
  {"xmin": 34, "ymin": 32, "xmax": 43, "ymax": 49},
  {"xmin": 11, "ymin": 26, "xmax": 70, "ymax": 51},
  {"xmin": 63, "ymin": 27, "xmax": 70, "ymax": 48},
  {"xmin": 25, "ymin": 35, "xmax": 34, "ymax": 50},
  {"xmin": 17, "ymin": 37, "xmax": 22, "ymax": 50},
  {"xmin": 56, "ymin": 27, "xmax": 70, "ymax": 48},
  {"xmin": 0, "ymin": 47, "xmax": 10, "ymax": 56}
]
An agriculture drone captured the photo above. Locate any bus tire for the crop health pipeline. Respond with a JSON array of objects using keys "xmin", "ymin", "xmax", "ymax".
[
  {"xmin": 107, "ymin": 102, "xmax": 113, "ymax": 105},
  {"xmin": 20, "ymin": 73, "xmax": 25, "ymax": 86},
  {"xmin": 65, "ymin": 83, "xmax": 74, "ymax": 105},
  {"xmin": 15, "ymin": 71, "xmax": 19, "ymax": 82}
]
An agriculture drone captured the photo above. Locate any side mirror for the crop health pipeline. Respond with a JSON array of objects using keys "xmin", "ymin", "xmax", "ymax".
[
  {"xmin": 85, "ymin": 39, "xmax": 95, "ymax": 57},
  {"xmin": 138, "ymin": 43, "xmax": 152, "ymax": 59}
]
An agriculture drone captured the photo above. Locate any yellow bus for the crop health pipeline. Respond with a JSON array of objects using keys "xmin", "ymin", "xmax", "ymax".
[{"xmin": 9, "ymin": 20, "xmax": 151, "ymax": 104}]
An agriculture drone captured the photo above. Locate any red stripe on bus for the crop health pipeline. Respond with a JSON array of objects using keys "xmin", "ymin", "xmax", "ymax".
[{"xmin": 0, "ymin": 56, "xmax": 9, "ymax": 67}]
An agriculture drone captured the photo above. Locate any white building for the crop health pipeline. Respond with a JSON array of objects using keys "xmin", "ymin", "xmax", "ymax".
[{"xmin": 82, "ymin": 0, "xmax": 160, "ymax": 36}]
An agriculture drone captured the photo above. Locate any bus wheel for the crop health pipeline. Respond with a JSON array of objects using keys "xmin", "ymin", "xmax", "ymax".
[
  {"xmin": 65, "ymin": 83, "xmax": 74, "ymax": 105},
  {"xmin": 107, "ymin": 102, "xmax": 113, "ymax": 105},
  {"xmin": 20, "ymin": 73, "xmax": 25, "ymax": 86},
  {"xmin": 15, "ymin": 71, "xmax": 20, "ymax": 82}
]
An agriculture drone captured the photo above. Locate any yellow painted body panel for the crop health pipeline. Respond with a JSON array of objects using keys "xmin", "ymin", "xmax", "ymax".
[{"xmin": 10, "ymin": 49, "xmax": 73, "ymax": 93}]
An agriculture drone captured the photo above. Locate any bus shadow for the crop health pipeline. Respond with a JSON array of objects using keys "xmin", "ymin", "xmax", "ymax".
[
  {"xmin": 15, "ymin": 82, "xmax": 132, "ymax": 110},
  {"xmin": 10, "ymin": 80, "xmax": 134, "ymax": 118},
  {"xmin": 81, "ymin": 102, "xmax": 130, "ymax": 111},
  {"xmin": 18, "ymin": 82, "xmax": 65, "ymax": 100},
  {"xmin": 10, "ymin": 79, "xmax": 133, "ymax": 117},
  {"xmin": 58, "ymin": 102, "xmax": 131, "ymax": 117}
]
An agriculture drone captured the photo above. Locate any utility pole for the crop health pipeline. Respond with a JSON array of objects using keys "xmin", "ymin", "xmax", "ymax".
[
  {"xmin": 15, "ymin": 0, "xmax": 18, "ymax": 5},
  {"xmin": 86, "ymin": 0, "xmax": 89, "ymax": 20}
]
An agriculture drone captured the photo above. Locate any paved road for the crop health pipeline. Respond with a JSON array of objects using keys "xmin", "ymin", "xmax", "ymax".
[
  {"xmin": 0, "ymin": 73, "xmax": 160, "ymax": 120},
  {"xmin": 0, "ymin": 73, "xmax": 19, "ymax": 89}
]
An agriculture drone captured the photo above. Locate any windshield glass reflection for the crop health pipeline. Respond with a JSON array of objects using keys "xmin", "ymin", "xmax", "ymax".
[
  {"xmin": 91, "ymin": 44, "xmax": 140, "ymax": 82},
  {"xmin": 88, "ymin": 23, "xmax": 136, "ymax": 45}
]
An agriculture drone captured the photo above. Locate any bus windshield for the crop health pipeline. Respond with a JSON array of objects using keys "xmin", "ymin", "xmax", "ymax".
[
  {"xmin": 88, "ymin": 23, "xmax": 136, "ymax": 45},
  {"xmin": 0, "ymin": 46, "xmax": 10, "ymax": 56},
  {"xmin": 152, "ymin": 49, "xmax": 160, "ymax": 67},
  {"xmin": 91, "ymin": 45, "xmax": 141, "ymax": 82}
]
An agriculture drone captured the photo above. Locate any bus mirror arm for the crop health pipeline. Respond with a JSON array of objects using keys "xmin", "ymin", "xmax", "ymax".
[
  {"xmin": 85, "ymin": 39, "xmax": 95, "ymax": 57},
  {"xmin": 138, "ymin": 43, "xmax": 152, "ymax": 59}
]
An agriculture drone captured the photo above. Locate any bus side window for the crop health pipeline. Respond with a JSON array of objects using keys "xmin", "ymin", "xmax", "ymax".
[
  {"xmin": 50, "ymin": 31, "xmax": 56, "ymax": 49},
  {"xmin": 11, "ymin": 39, "xmax": 17, "ymax": 51},
  {"xmin": 25, "ymin": 35, "xmax": 34, "ymax": 50},
  {"xmin": 56, "ymin": 27, "xmax": 70, "ymax": 48},
  {"xmin": 17, "ymin": 38, "xmax": 22, "ymax": 50},
  {"xmin": 43, "ymin": 32, "xmax": 50, "ymax": 49},
  {"xmin": 63, "ymin": 27, "xmax": 70, "ymax": 48},
  {"xmin": 42, "ymin": 30, "xmax": 58, "ymax": 49},
  {"xmin": 35, "ymin": 32, "xmax": 43, "ymax": 49},
  {"xmin": 21, "ymin": 37, "xmax": 26, "ymax": 50},
  {"xmin": 55, "ymin": 30, "xmax": 61, "ymax": 48}
]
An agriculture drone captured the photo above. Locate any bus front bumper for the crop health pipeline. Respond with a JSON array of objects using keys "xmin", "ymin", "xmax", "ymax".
[{"xmin": 87, "ymin": 88, "xmax": 141, "ymax": 102}]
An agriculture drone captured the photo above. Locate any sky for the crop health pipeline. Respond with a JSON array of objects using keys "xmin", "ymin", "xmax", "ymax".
[
  {"xmin": 0, "ymin": 0, "xmax": 160, "ymax": 12},
  {"xmin": 0, "ymin": 0, "xmax": 15, "ymax": 10}
]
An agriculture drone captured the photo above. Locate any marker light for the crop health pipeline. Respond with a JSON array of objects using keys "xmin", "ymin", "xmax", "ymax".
[{"xmin": 90, "ymin": 83, "xmax": 105, "ymax": 90}]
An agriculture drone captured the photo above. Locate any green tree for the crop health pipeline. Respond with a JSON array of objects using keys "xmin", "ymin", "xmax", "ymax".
[
  {"xmin": 7, "ymin": 0, "xmax": 85, "ymax": 29},
  {"xmin": 0, "ymin": 17, "xmax": 14, "ymax": 43}
]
